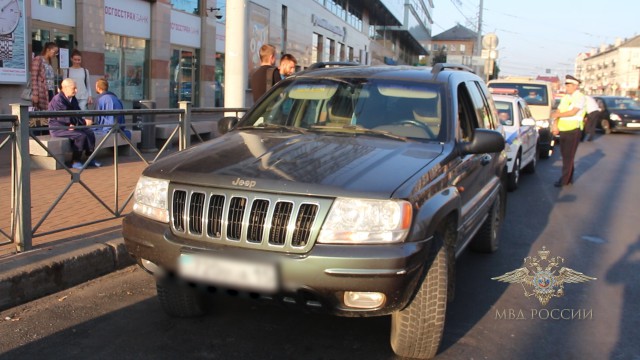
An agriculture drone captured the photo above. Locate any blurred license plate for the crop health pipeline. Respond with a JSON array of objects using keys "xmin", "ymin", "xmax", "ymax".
[
  {"xmin": 627, "ymin": 123, "xmax": 640, "ymax": 128},
  {"xmin": 179, "ymin": 254, "xmax": 278, "ymax": 292}
]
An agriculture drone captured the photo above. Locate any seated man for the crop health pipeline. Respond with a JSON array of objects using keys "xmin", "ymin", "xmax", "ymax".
[
  {"xmin": 48, "ymin": 78, "xmax": 100, "ymax": 169},
  {"xmin": 525, "ymin": 91, "xmax": 543, "ymax": 102},
  {"xmin": 93, "ymin": 78, "xmax": 126, "ymax": 135},
  {"xmin": 498, "ymin": 111, "xmax": 513, "ymax": 126}
]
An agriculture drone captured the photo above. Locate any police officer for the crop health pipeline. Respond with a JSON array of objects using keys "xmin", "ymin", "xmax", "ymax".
[{"xmin": 551, "ymin": 75, "xmax": 586, "ymax": 187}]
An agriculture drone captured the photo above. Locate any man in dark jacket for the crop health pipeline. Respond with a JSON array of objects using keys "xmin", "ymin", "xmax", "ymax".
[
  {"xmin": 48, "ymin": 78, "xmax": 100, "ymax": 169},
  {"xmin": 250, "ymin": 44, "xmax": 281, "ymax": 103}
]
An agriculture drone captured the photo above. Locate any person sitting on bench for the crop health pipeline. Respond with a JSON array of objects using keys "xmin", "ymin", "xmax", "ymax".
[{"xmin": 48, "ymin": 78, "xmax": 101, "ymax": 169}]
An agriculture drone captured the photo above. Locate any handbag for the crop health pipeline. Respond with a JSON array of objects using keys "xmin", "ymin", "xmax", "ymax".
[{"xmin": 20, "ymin": 81, "xmax": 32, "ymax": 101}]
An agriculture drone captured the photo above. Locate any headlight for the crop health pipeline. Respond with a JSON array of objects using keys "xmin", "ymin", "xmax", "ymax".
[
  {"xmin": 536, "ymin": 119, "xmax": 550, "ymax": 128},
  {"xmin": 610, "ymin": 113, "xmax": 622, "ymax": 121},
  {"xmin": 318, "ymin": 198, "xmax": 412, "ymax": 244},
  {"xmin": 132, "ymin": 176, "xmax": 170, "ymax": 222}
]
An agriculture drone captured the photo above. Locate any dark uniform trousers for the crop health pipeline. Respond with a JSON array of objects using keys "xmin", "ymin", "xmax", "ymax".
[
  {"xmin": 584, "ymin": 111, "xmax": 600, "ymax": 140},
  {"xmin": 559, "ymin": 128, "xmax": 581, "ymax": 185}
]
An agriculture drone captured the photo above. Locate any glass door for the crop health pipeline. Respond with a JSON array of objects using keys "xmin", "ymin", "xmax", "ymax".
[{"xmin": 169, "ymin": 48, "xmax": 197, "ymax": 108}]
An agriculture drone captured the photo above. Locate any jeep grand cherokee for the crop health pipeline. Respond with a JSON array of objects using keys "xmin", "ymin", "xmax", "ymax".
[{"xmin": 123, "ymin": 63, "xmax": 506, "ymax": 359}]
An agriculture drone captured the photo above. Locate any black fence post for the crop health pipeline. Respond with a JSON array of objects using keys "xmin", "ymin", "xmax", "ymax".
[{"xmin": 136, "ymin": 100, "xmax": 158, "ymax": 152}]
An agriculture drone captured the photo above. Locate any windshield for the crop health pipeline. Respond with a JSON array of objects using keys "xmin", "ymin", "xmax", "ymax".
[
  {"xmin": 603, "ymin": 97, "xmax": 640, "ymax": 111},
  {"xmin": 240, "ymin": 78, "xmax": 446, "ymax": 141},
  {"xmin": 488, "ymin": 83, "xmax": 549, "ymax": 106}
]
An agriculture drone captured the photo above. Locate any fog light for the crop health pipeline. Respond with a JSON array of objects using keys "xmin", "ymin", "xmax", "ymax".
[
  {"xmin": 344, "ymin": 291, "xmax": 386, "ymax": 309},
  {"xmin": 140, "ymin": 258, "xmax": 162, "ymax": 275}
]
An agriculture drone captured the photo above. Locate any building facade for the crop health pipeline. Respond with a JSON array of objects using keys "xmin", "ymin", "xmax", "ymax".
[
  {"xmin": 575, "ymin": 35, "xmax": 640, "ymax": 97},
  {"xmin": 0, "ymin": 0, "xmax": 433, "ymax": 114}
]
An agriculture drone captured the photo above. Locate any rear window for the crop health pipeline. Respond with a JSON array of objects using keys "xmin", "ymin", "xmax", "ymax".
[
  {"xmin": 603, "ymin": 97, "xmax": 640, "ymax": 111},
  {"xmin": 488, "ymin": 83, "xmax": 549, "ymax": 106}
]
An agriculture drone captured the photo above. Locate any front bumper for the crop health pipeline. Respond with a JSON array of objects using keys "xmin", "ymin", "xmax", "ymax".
[{"xmin": 122, "ymin": 213, "xmax": 433, "ymax": 317}]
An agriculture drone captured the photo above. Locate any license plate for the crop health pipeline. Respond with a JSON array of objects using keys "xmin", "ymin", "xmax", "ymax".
[
  {"xmin": 179, "ymin": 253, "xmax": 278, "ymax": 292},
  {"xmin": 627, "ymin": 123, "xmax": 640, "ymax": 128}
]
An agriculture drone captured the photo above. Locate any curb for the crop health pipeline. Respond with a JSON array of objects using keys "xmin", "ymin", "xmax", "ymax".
[{"xmin": 0, "ymin": 238, "xmax": 135, "ymax": 311}]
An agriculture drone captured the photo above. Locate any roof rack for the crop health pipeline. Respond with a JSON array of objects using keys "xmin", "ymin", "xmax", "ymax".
[
  {"xmin": 431, "ymin": 63, "xmax": 475, "ymax": 77},
  {"xmin": 307, "ymin": 61, "xmax": 360, "ymax": 70}
]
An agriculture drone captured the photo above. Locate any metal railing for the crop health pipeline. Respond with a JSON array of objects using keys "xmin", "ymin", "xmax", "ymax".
[{"xmin": 1, "ymin": 102, "xmax": 247, "ymax": 253}]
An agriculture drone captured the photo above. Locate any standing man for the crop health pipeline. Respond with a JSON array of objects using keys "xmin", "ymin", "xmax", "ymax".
[
  {"xmin": 279, "ymin": 54, "xmax": 298, "ymax": 78},
  {"xmin": 583, "ymin": 95, "xmax": 601, "ymax": 142},
  {"xmin": 250, "ymin": 44, "xmax": 281, "ymax": 103},
  {"xmin": 551, "ymin": 75, "xmax": 585, "ymax": 187}
]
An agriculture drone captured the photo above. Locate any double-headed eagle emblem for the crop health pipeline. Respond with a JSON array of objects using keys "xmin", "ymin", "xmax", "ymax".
[{"xmin": 492, "ymin": 246, "xmax": 596, "ymax": 306}]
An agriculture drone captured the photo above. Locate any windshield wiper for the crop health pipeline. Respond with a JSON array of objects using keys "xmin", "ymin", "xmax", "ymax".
[
  {"xmin": 238, "ymin": 123, "xmax": 307, "ymax": 134},
  {"xmin": 340, "ymin": 124, "xmax": 409, "ymax": 142}
]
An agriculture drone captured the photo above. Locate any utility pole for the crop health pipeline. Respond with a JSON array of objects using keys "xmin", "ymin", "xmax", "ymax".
[{"xmin": 476, "ymin": 0, "xmax": 483, "ymax": 56}]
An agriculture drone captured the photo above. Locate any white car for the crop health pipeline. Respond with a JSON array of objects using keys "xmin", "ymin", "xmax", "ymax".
[{"xmin": 492, "ymin": 91, "xmax": 539, "ymax": 191}]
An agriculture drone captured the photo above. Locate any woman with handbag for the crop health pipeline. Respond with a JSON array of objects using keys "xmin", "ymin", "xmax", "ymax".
[{"xmin": 29, "ymin": 42, "xmax": 58, "ymax": 134}]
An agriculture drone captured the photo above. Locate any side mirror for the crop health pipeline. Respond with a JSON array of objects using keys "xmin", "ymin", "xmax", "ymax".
[
  {"xmin": 217, "ymin": 116, "xmax": 239, "ymax": 135},
  {"xmin": 521, "ymin": 118, "xmax": 536, "ymax": 126},
  {"xmin": 458, "ymin": 129, "xmax": 505, "ymax": 155}
]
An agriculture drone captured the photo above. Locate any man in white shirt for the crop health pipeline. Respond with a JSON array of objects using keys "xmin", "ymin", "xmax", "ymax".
[{"xmin": 583, "ymin": 95, "xmax": 601, "ymax": 142}]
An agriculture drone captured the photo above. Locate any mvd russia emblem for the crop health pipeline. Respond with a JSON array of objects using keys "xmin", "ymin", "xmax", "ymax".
[{"xmin": 492, "ymin": 246, "xmax": 596, "ymax": 306}]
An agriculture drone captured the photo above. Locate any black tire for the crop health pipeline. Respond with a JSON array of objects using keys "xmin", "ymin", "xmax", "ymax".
[
  {"xmin": 539, "ymin": 144, "xmax": 551, "ymax": 159},
  {"xmin": 390, "ymin": 228, "xmax": 449, "ymax": 359},
  {"xmin": 506, "ymin": 155, "xmax": 520, "ymax": 191},
  {"xmin": 601, "ymin": 119, "xmax": 611, "ymax": 135},
  {"xmin": 156, "ymin": 277, "xmax": 206, "ymax": 317},
  {"xmin": 523, "ymin": 148, "xmax": 538, "ymax": 174},
  {"xmin": 470, "ymin": 188, "xmax": 503, "ymax": 253}
]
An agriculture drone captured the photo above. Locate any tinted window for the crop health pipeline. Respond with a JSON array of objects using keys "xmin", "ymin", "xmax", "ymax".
[{"xmin": 242, "ymin": 78, "xmax": 446, "ymax": 141}]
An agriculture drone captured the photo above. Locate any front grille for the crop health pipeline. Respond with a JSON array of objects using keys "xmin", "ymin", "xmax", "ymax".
[{"xmin": 171, "ymin": 187, "xmax": 329, "ymax": 253}]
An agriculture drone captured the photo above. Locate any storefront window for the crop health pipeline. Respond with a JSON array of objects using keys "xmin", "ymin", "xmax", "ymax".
[
  {"xmin": 104, "ymin": 34, "xmax": 147, "ymax": 105},
  {"xmin": 169, "ymin": 48, "xmax": 199, "ymax": 108},
  {"xmin": 31, "ymin": 26, "xmax": 74, "ymax": 87}
]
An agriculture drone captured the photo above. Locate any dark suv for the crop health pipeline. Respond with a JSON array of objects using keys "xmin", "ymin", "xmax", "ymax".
[{"xmin": 123, "ymin": 63, "xmax": 506, "ymax": 359}]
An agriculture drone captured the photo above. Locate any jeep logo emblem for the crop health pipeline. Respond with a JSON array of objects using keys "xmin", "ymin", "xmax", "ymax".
[{"xmin": 232, "ymin": 177, "xmax": 257, "ymax": 188}]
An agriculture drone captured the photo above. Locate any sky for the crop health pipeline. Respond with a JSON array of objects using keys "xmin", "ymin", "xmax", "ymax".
[{"xmin": 431, "ymin": 0, "xmax": 640, "ymax": 78}]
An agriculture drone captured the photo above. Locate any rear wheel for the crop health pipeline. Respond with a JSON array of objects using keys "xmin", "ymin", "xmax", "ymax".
[
  {"xmin": 470, "ymin": 188, "xmax": 503, "ymax": 253},
  {"xmin": 390, "ymin": 226, "xmax": 449, "ymax": 359},
  {"xmin": 523, "ymin": 148, "xmax": 538, "ymax": 174},
  {"xmin": 156, "ymin": 277, "xmax": 206, "ymax": 317},
  {"xmin": 507, "ymin": 155, "xmax": 521, "ymax": 191}
]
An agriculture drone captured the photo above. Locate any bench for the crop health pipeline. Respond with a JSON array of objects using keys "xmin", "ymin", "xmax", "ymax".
[{"xmin": 29, "ymin": 130, "xmax": 141, "ymax": 170}]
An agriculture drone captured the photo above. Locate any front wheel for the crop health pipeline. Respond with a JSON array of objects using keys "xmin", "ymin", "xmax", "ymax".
[
  {"xmin": 390, "ymin": 229, "xmax": 449, "ymax": 359},
  {"xmin": 601, "ymin": 119, "xmax": 611, "ymax": 134}
]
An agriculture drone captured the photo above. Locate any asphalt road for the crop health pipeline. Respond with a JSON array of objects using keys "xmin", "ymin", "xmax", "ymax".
[{"xmin": 1, "ymin": 132, "xmax": 638, "ymax": 360}]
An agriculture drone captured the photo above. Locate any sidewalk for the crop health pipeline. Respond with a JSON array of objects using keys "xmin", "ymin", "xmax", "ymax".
[{"xmin": 0, "ymin": 151, "xmax": 146, "ymax": 311}]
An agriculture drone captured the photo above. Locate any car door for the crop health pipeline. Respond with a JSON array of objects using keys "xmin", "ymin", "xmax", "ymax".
[
  {"xmin": 453, "ymin": 81, "xmax": 496, "ymax": 249},
  {"xmin": 518, "ymin": 100, "xmax": 538, "ymax": 163}
]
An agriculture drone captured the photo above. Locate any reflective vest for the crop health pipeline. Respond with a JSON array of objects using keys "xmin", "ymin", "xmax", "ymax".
[{"xmin": 557, "ymin": 91, "xmax": 586, "ymax": 131}]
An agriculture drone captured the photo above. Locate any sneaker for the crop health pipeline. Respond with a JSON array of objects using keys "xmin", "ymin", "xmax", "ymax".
[
  {"xmin": 88, "ymin": 160, "xmax": 102, "ymax": 168},
  {"xmin": 71, "ymin": 162, "xmax": 83, "ymax": 170}
]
